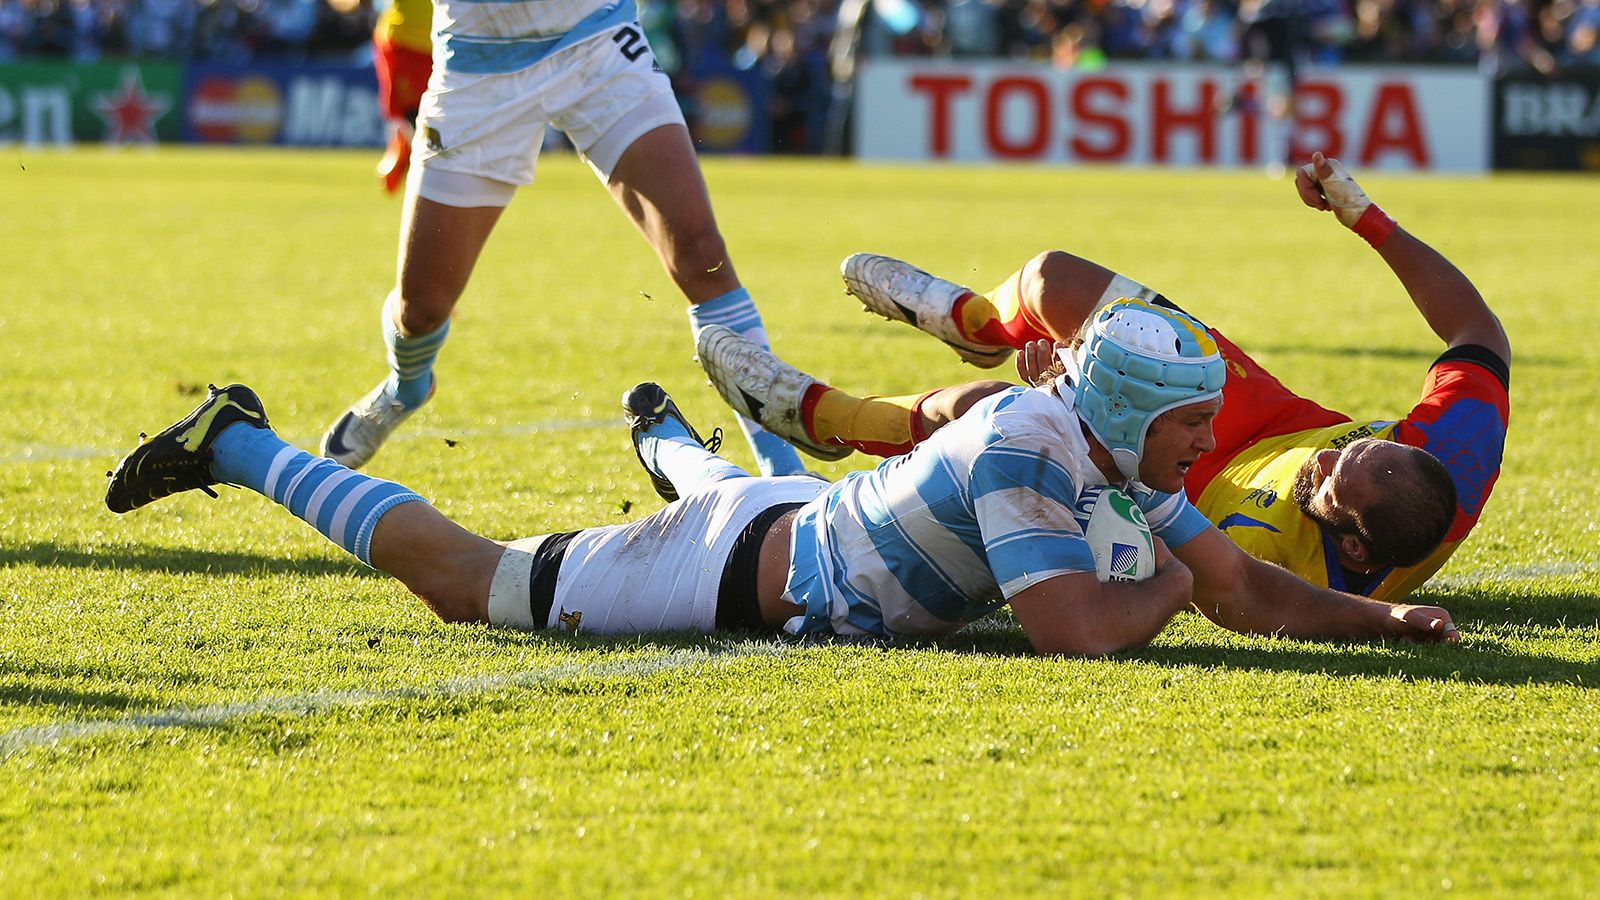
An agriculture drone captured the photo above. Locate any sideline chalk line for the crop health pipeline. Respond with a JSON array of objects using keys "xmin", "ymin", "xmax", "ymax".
[{"xmin": 0, "ymin": 644, "xmax": 787, "ymax": 758}]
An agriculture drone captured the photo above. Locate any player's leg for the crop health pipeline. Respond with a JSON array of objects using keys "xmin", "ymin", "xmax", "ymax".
[
  {"xmin": 601, "ymin": 123, "xmax": 806, "ymax": 477},
  {"xmin": 373, "ymin": 36, "xmax": 431, "ymax": 194},
  {"xmin": 622, "ymin": 381, "xmax": 749, "ymax": 501},
  {"xmin": 106, "ymin": 384, "xmax": 504, "ymax": 624},
  {"xmin": 326, "ymin": 50, "xmax": 544, "ymax": 470},
  {"xmin": 697, "ymin": 324, "xmax": 1011, "ymax": 458},
  {"xmin": 321, "ymin": 193, "xmax": 504, "ymax": 469},
  {"xmin": 488, "ymin": 475, "xmax": 825, "ymax": 634},
  {"xmin": 843, "ymin": 250, "xmax": 1162, "ymax": 358}
]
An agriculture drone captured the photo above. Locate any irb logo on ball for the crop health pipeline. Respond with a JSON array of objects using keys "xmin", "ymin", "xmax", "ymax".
[{"xmin": 1078, "ymin": 486, "xmax": 1156, "ymax": 583}]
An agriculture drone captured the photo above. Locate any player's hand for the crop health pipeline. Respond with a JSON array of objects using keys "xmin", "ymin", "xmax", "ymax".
[
  {"xmin": 1386, "ymin": 604, "xmax": 1461, "ymax": 644},
  {"xmin": 1295, "ymin": 151, "xmax": 1373, "ymax": 228},
  {"xmin": 1017, "ymin": 339, "xmax": 1069, "ymax": 387}
]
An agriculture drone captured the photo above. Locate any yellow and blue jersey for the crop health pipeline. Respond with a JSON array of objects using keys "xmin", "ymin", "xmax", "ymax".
[
  {"xmin": 1189, "ymin": 336, "xmax": 1510, "ymax": 601},
  {"xmin": 375, "ymin": 0, "xmax": 434, "ymax": 54}
]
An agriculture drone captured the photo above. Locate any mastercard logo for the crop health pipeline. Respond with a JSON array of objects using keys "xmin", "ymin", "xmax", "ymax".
[
  {"xmin": 696, "ymin": 78, "xmax": 751, "ymax": 150},
  {"xmin": 190, "ymin": 76, "xmax": 283, "ymax": 144}
]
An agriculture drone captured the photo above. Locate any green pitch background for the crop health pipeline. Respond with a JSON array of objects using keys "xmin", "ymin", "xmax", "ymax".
[{"xmin": 1, "ymin": 148, "xmax": 1596, "ymax": 896}]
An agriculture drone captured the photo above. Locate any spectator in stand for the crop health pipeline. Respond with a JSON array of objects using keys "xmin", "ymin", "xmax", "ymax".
[
  {"xmin": 1097, "ymin": 0, "xmax": 1152, "ymax": 58},
  {"xmin": 944, "ymin": 0, "xmax": 1002, "ymax": 55},
  {"xmin": 21, "ymin": 0, "xmax": 69, "ymax": 54},
  {"xmin": 1347, "ymin": 0, "xmax": 1411, "ymax": 59},
  {"xmin": 67, "ymin": 0, "xmax": 108, "ymax": 59},
  {"xmin": 1006, "ymin": 0, "xmax": 1060, "ymax": 58},
  {"xmin": 1567, "ymin": 0, "xmax": 1600, "ymax": 62},
  {"xmin": 0, "ymin": 0, "xmax": 25, "ymax": 60},
  {"xmin": 253, "ymin": 0, "xmax": 317, "ymax": 58},
  {"xmin": 1425, "ymin": 0, "xmax": 1482, "ymax": 59},
  {"xmin": 311, "ymin": 0, "xmax": 374, "ymax": 58},
  {"xmin": 194, "ymin": 0, "xmax": 257, "ymax": 61},
  {"xmin": 765, "ymin": 25, "xmax": 817, "ymax": 150},
  {"xmin": 1477, "ymin": 0, "xmax": 1558, "ymax": 72},
  {"xmin": 1175, "ymin": 0, "xmax": 1239, "ymax": 59},
  {"xmin": 125, "ymin": 0, "xmax": 195, "ymax": 56}
]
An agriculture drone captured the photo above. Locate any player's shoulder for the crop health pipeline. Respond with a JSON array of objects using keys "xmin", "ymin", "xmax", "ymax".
[
  {"xmin": 1433, "ymin": 341, "xmax": 1504, "ymax": 390},
  {"xmin": 983, "ymin": 385, "xmax": 1076, "ymax": 440}
]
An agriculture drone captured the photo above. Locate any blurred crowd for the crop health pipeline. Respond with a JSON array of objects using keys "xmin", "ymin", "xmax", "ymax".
[
  {"xmin": 0, "ymin": 0, "xmax": 373, "ymax": 62},
  {"xmin": 860, "ymin": 0, "xmax": 1600, "ymax": 70},
  {"xmin": 4, "ymin": 0, "xmax": 1596, "ymax": 151},
  {"xmin": 5, "ymin": 0, "xmax": 1597, "ymax": 69}
]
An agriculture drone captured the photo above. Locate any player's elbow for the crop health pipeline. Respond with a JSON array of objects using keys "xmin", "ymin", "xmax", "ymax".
[
  {"xmin": 1023, "ymin": 613, "xmax": 1151, "ymax": 657},
  {"xmin": 1028, "ymin": 630, "xmax": 1145, "ymax": 657}
]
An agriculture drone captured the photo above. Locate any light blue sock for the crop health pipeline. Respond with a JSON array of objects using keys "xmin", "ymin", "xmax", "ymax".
[
  {"xmin": 638, "ymin": 419, "xmax": 749, "ymax": 497},
  {"xmin": 211, "ymin": 424, "xmax": 426, "ymax": 566},
  {"xmin": 382, "ymin": 291, "xmax": 448, "ymax": 410},
  {"xmin": 687, "ymin": 288, "xmax": 807, "ymax": 477}
]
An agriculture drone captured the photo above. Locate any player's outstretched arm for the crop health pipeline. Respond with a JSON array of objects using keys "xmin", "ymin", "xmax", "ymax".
[
  {"xmin": 1009, "ymin": 541, "xmax": 1194, "ymax": 656},
  {"xmin": 1174, "ymin": 527, "xmax": 1460, "ymax": 643},
  {"xmin": 1296, "ymin": 152, "xmax": 1510, "ymax": 362}
]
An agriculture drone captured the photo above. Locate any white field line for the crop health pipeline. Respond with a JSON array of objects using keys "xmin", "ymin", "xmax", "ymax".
[
  {"xmin": 0, "ymin": 645, "xmax": 784, "ymax": 758},
  {"xmin": 1426, "ymin": 560, "xmax": 1600, "ymax": 587},
  {"xmin": 0, "ymin": 418, "xmax": 615, "ymax": 463}
]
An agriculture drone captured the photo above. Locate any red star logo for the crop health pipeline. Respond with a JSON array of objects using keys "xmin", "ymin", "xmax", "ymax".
[{"xmin": 94, "ymin": 69, "xmax": 171, "ymax": 145}]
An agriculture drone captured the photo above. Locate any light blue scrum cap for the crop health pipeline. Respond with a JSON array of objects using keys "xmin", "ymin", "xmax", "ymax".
[{"xmin": 1070, "ymin": 297, "xmax": 1226, "ymax": 482}]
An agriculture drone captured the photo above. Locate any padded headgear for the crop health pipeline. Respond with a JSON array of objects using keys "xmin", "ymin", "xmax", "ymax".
[{"xmin": 1071, "ymin": 298, "xmax": 1226, "ymax": 482}]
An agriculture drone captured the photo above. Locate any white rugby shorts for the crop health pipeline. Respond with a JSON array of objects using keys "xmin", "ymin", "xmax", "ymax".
[
  {"xmin": 487, "ymin": 476, "xmax": 827, "ymax": 635},
  {"xmin": 410, "ymin": 23, "xmax": 685, "ymax": 207}
]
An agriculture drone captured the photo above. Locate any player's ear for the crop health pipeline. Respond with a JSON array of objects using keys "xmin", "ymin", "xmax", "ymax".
[{"xmin": 1339, "ymin": 533, "xmax": 1371, "ymax": 567}]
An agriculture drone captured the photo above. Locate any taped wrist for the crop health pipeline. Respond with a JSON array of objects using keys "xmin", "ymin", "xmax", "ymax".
[{"xmin": 1351, "ymin": 204, "xmax": 1397, "ymax": 249}]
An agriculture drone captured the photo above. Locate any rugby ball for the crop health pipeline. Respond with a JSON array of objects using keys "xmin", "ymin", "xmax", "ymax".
[{"xmin": 1081, "ymin": 486, "xmax": 1156, "ymax": 583}]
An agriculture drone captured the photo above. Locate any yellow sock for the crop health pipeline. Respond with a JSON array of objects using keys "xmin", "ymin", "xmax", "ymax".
[
  {"xmin": 956, "ymin": 268, "xmax": 1048, "ymax": 347},
  {"xmin": 809, "ymin": 387, "xmax": 925, "ymax": 457},
  {"xmin": 956, "ymin": 286, "xmax": 1005, "ymax": 343}
]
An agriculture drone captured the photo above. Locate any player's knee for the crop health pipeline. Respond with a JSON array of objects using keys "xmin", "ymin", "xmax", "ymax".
[
  {"xmin": 392, "ymin": 291, "xmax": 453, "ymax": 336},
  {"xmin": 403, "ymin": 554, "xmax": 493, "ymax": 625},
  {"xmin": 679, "ymin": 227, "xmax": 729, "ymax": 276},
  {"xmin": 1024, "ymin": 250, "xmax": 1099, "ymax": 335}
]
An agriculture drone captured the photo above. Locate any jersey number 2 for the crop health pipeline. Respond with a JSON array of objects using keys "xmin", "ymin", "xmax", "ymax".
[{"xmin": 612, "ymin": 26, "xmax": 647, "ymax": 61}]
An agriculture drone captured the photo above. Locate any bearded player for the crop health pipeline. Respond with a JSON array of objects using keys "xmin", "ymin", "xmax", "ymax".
[{"xmin": 698, "ymin": 153, "xmax": 1509, "ymax": 603}]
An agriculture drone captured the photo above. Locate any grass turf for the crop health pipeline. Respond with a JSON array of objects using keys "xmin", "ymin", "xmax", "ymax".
[{"xmin": 1, "ymin": 147, "xmax": 1597, "ymax": 896}]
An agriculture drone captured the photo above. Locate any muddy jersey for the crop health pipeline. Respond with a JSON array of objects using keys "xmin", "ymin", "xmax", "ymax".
[{"xmin": 785, "ymin": 384, "xmax": 1212, "ymax": 639}]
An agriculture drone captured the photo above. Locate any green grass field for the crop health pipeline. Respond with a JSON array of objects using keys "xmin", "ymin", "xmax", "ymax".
[{"xmin": 1, "ymin": 147, "xmax": 1597, "ymax": 896}]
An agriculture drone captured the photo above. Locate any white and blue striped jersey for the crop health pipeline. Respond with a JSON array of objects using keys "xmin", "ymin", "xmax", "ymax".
[
  {"xmin": 785, "ymin": 383, "xmax": 1211, "ymax": 639},
  {"xmin": 435, "ymin": 0, "xmax": 639, "ymax": 75}
]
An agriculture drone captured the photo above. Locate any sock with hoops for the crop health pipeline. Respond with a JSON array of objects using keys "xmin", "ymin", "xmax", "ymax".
[
  {"xmin": 382, "ymin": 290, "xmax": 448, "ymax": 410},
  {"xmin": 211, "ymin": 424, "xmax": 426, "ymax": 566}
]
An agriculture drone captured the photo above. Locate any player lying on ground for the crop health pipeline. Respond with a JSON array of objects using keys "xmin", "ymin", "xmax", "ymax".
[
  {"xmin": 105, "ymin": 300, "xmax": 1458, "ymax": 655},
  {"xmin": 321, "ymin": 0, "xmax": 807, "ymax": 478},
  {"xmin": 699, "ymin": 153, "xmax": 1510, "ymax": 603}
]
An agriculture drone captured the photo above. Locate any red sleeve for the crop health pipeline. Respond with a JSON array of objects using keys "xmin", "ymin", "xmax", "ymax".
[{"xmin": 1392, "ymin": 358, "xmax": 1510, "ymax": 541}]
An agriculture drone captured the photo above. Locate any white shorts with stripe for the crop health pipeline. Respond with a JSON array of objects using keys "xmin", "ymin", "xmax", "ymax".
[
  {"xmin": 411, "ymin": 24, "xmax": 684, "ymax": 207},
  {"xmin": 487, "ymin": 476, "xmax": 827, "ymax": 635}
]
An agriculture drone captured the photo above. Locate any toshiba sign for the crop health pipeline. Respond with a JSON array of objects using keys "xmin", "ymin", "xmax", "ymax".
[{"xmin": 855, "ymin": 61, "xmax": 1488, "ymax": 171}]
